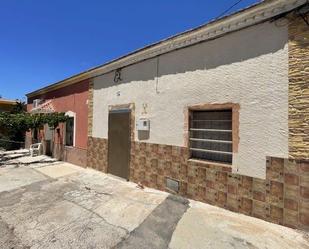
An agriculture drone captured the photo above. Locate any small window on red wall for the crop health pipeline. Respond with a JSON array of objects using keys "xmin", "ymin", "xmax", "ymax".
[
  {"xmin": 189, "ymin": 110, "xmax": 232, "ymax": 164},
  {"xmin": 65, "ymin": 117, "xmax": 74, "ymax": 146}
]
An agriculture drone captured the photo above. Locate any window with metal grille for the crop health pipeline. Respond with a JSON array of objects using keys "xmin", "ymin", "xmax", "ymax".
[{"xmin": 189, "ymin": 109, "xmax": 232, "ymax": 164}]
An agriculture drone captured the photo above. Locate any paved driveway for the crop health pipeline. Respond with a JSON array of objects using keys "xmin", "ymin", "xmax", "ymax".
[{"xmin": 0, "ymin": 150, "xmax": 308, "ymax": 249}]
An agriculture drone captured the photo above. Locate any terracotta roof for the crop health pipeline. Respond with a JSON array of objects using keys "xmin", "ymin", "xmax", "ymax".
[
  {"xmin": 26, "ymin": 0, "xmax": 307, "ymax": 98},
  {"xmin": 0, "ymin": 98, "xmax": 17, "ymax": 105}
]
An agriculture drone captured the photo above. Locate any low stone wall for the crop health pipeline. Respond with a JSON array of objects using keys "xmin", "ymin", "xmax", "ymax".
[
  {"xmin": 52, "ymin": 143, "xmax": 87, "ymax": 167},
  {"xmin": 63, "ymin": 146, "xmax": 87, "ymax": 167},
  {"xmin": 87, "ymin": 137, "xmax": 309, "ymax": 230}
]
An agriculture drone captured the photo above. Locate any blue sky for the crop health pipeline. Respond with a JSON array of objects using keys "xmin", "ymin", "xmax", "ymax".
[{"xmin": 0, "ymin": 0, "xmax": 260, "ymax": 101}]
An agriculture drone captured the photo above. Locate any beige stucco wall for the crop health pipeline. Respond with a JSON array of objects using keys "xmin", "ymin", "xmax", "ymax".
[{"xmin": 92, "ymin": 21, "xmax": 289, "ymax": 179}]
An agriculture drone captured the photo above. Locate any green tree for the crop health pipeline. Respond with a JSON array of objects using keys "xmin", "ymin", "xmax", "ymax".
[{"xmin": 0, "ymin": 102, "xmax": 68, "ymax": 150}]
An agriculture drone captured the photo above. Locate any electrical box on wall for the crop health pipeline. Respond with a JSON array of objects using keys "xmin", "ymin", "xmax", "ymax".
[{"xmin": 136, "ymin": 118, "xmax": 150, "ymax": 131}]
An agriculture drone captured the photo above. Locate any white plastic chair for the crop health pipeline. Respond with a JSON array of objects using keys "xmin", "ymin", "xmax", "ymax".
[{"xmin": 30, "ymin": 143, "xmax": 42, "ymax": 157}]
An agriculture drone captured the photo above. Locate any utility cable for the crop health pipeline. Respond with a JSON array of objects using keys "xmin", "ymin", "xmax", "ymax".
[{"xmin": 215, "ymin": 0, "xmax": 245, "ymax": 19}]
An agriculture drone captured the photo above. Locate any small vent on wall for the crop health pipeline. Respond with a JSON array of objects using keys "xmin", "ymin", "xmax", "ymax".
[{"xmin": 166, "ymin": 178, "xmax": 179, "ymax": 193}]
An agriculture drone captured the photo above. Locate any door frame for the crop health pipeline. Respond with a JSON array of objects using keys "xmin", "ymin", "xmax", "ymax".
[{"xmin": 107, "ymin": 103, "xmax": 135, "ymax": 180}]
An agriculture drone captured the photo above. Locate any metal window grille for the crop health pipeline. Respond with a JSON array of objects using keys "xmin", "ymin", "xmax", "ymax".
[{"xmin": 189, "ymin": 109, "xmax": 232, "ymax": 164}]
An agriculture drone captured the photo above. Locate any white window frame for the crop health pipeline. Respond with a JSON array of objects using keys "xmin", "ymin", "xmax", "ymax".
[{"xmin": 64, "ymin": 111, "xmax": 76, "ymax": 147}]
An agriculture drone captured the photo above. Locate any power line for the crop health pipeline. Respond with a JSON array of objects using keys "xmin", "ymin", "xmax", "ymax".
[{"xmin": 215, "ymin": 0, "xmax": 245, "ymax": 20}]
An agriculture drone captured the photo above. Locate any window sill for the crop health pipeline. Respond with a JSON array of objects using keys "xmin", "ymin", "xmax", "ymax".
[
  {"xmin": 188, "ymin": 158, "xmax": 232, "ymax": 170},
  {"xmin": 65, "ymin": 145, "xmax": 75, "ymax": 148}
]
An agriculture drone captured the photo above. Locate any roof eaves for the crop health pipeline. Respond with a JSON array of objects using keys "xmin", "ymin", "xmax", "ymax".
[{"xmin": 26, "ymin": 0, "xmax": 306, "ymax": 98}]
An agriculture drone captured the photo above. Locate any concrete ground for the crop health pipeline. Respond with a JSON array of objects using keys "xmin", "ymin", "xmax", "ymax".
[{"xmin": 0, "ymin": 150, "xmax": 308, "ymax": 249}]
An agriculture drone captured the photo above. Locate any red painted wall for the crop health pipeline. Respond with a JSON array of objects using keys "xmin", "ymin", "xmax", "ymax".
[{"xmin": 27, "ymin": 80, "xmax": 89, "ymax": 149}]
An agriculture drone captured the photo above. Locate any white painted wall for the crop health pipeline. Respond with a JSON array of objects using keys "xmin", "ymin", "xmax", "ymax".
[{"xmin": 92, "ymin": 21, "xmax": 289, "ymax": 179}]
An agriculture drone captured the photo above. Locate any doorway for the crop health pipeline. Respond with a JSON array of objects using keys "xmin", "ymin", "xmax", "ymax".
[{"xmin": 107, "ymin": 109, "xmax": 131, "ymax": 180}]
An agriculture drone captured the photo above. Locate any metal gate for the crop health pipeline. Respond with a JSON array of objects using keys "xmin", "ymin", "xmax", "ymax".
[{"xmin": 107, "ymin": 109, "xmax": 131, "ymax": 180}]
